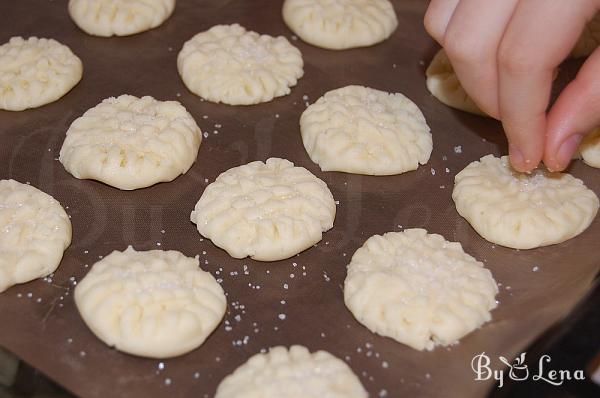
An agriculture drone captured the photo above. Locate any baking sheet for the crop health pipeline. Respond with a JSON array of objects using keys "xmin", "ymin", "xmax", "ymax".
[{"xmin": 1, "ymin": 1, "xmax": 599, "ymax": 397}]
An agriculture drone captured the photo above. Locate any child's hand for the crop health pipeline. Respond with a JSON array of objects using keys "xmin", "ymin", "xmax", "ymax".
[{"xmin": 424, "ymin": 0, "xmax": 600, "ymax": 172}]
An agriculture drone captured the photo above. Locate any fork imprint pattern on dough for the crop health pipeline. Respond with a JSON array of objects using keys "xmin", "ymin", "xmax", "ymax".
[
  {"xmin": 0, "ymin": 180, "xmax": 72, "ymax": 293},
  {"xmin": 215, "ymin": 345, "xmax": 367, "ymax": 398},
  {"xmin": 68, "ymin": 0, "xmax": 176, "ymax": 37},
  {"xmin": 177, "ymin": 24, "xmax": 304, "ymax": 105},
  {"xmin": 282, "ymin": 0, "xmax": 398, "ymax": 50},
  {"xmin": 191, "ymin": 158, "xmax": 336, "ymax": 261},
  {"xmin": 344, "ymin": 229, "xmax": 498, "ymax": 351},
  {"xmin": 300, "ymin": 85, "xmax": 432, "ymax": 175},
  {"xmin": 453, "ymin": 155, "xmax": 599, "ymax": 249},
  {"xmin": 59, "ymin": 95, "xmax": 202, "ymax": 190},
  {"xmin": 74, "ymin": 246, "xmax": 226, "ymax": 358},
  {"xmin": 0, "ymin": 37, "xmax": 82, "ymax": 111}
]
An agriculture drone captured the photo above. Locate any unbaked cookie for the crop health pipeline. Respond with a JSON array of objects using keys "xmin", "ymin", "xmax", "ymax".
[
  {"xmin": 0, "ymin": 37, "xmax": 82, "ymax": 111},
  {"xmin": 215, "ymin": 345, "xmax": 367, "ymax": 398},
  {"xmin": 59, "ymin": 95, "xmax": 202, "ymax": 190},
  {"xmin": 344, "ymin": 229, "xmax": 498, "ymax": 351},
  {"xmin": 74, "ymin": 246, "xmax": 226, "ymax": 358},
  {"xmin": 177, "ymin": 24, "xmax": 304, "ymax": 105},
  {"xmin": 68, "ymin": 0, "xmax": 176, "ymax": 37},
  {"xmin": 282, "ymin": 0, "xmax": 398, "ymax": 50},
  {"xmin": 0, "ymin": 180, "xmax": 71, "ymax": 293},
  {"xmin": 571, "ymin": 12, "xmax": 600, "ymax": 58},
  {"xmin": 580, "ymin": 128, "xmax": 600, "ymax": 168},
  {"xmin": 453, "ymin": 155, "xmax": 599, "ymax": 249},
  {"xmin": 425, "ymin": 49, "xmax": 485, "ymax": 116},
  {"xmin": 191, "ymin": 158, "xmax": 336, "ymax": 261},
  {"xmin": 300, "ymin": 85, "xmax": 432, "ymax": 175}
]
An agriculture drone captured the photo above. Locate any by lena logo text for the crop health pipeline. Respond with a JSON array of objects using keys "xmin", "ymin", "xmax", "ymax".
[{"xmin": 471, "ymin": 352, "xmax": 585, "ymax": 388}]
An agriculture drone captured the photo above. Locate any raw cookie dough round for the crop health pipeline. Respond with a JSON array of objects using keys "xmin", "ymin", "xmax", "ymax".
[
  {"xmin": 0, "ymin": 180, "xmax": 71, "ymax": 293},
  {"xmin": 177, "ymin": 24, "xmax": 304, "ymax": 105},
  {"xmin": 215, "ymin": 345, "xmax": 367, "ymax": 398},
  {"xmin": 0, "ymin": 37, "xmax": 82, "ymax": 111},
  {"xmin": 282, "ymin": 0, "xmax": 398, "ymax": 50},
  {"xmin": 571, "ymin": 12, "xmax": 600, "ymax": 57},
  {"xmin": 344, "ymin": 228, "xmax": 498, "ymax": 351},
  {"xmin": 580, "ymin": 128, "xmax": 600, "ymax": 168},
  {"xmin": 453, "ymin": 155, "xmax": 599, "ymax": 249},
  {"xmin": 191, "ymin": 158, "xmax": 336, "ymax": 261},
  {"xmin": 68, "ymin": 0, "xmax": 176, "ymax": 37},
  {"xmin": 426, "ymin": 49, "xmax": 485, "ymax": 116},
  {"xmin": 300, "ymin": 85, "xmax": 432, "ymax": 175},
  {"xmin": 59, "ymin": 95, "xmax": 202, "ymax": 190},
  {"xmin": 74, "ymin": 246, "xmax": 226, "ymax": 358}
]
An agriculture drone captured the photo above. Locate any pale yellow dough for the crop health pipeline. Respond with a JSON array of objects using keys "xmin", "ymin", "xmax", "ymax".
[
  {"xmin": 191, "ymin": 158, "xmax": 336, "ymax": 261},
  {"xmin": 215, "ymin": 346, "xmax": 367, "ymax": 398},
  {"xmin": 74, "ymin": 246, "xmax": 226, "ymax": 358},
  {"xmin": 68, "ymin": 0, "xmax": 176, "ymax": 37},
  {"xmin": 580, "ymin": 128, "xmax": 600, "ymax": 168},
  {"xmin": 301, "ymin": 85, "xmax": 432, "ymax": 175},
  {"xmin": 0, "ymin": 180, "xmax": 72, "ymax": 292},
  {"xmin": 59, "ymin": 95, "xmax": 202, "ymax": 190},
  {"xmin": 344, "ymin": 228, "xmax": 498, "ymax": 351},
  {"xmin": 178, "ymin": 24, "xmax": 304, "ymax": 105},
  {"xmin": 0, "ymin": 37, "xmax": 82, "ymax": 111},
  {"xmin": 282, "ymin": 0, "xmax": 398, "ymax": 50},
  {"xmin": 453, "ymin": 155, "xmax": 599, "ymax": 249}
]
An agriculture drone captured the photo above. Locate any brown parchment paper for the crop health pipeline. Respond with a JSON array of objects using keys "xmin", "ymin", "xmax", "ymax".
[{"xmin": 0, "ymin": 1, "xmax": 599, "ymax": 397}]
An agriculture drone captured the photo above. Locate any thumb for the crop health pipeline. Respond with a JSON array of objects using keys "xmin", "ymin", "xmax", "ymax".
[{"xmin": 545, "ymin": 47, "xmax": 600, "ymax": 171}]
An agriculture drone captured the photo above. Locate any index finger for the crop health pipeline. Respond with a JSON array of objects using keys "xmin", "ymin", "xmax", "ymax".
[
  {"xmin": 497, "ymin": 0, "xmax": 596, "ymax": 172},
  {"xmin": 424, "ymin": 0, "xmax": 461, "ymax": 44}
]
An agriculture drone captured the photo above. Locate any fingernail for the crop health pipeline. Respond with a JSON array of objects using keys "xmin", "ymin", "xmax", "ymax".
[
  {"xmin": 509, "ymin": 144, "xmax": 525, "ymax": 170},
  {"xmin": 556, "ymin": 134, "xmax": 584, "ymax": 170}
]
